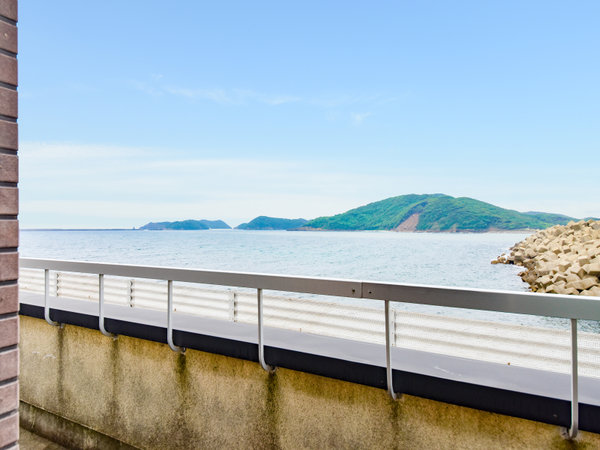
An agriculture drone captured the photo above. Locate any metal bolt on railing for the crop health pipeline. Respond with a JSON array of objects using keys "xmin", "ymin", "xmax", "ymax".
[
  {"xmin": 228, "ymin": 291, "xmax": 238, "ymax": 322},
  {"xmin": 257, "ymin": 288, "xmax": 275, "ymax": 372},
  {"xmin": 167, "ymin": 280, "xmax": 185, "ymax": 353},
  {"xmin": 55, "ymin": 271, "xmax": 60, "ymax": 297},
  {"xmin": 128, "ymin": 279, "xmax": 135, "ymax": 308},
  {"xmin": 98, "ymin": 274, "xmax": 116, "ymax": 339}
]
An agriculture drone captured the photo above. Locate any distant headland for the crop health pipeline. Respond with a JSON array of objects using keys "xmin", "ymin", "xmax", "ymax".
[
  {"xmin": 135, "ymin": 194, "xmax": 594, "ymax": 233},
  {"xmin": 236, "ymin": 216, "xmax": 308, "ymax": 230},
  {"xmin": 138, "ymin": 220, "xmax": 231, "ymax": 230}
]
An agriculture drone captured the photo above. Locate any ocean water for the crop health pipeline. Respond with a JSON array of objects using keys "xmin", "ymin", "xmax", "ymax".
[
  {"xmin": 22, "ymin": 229, "xmax": 591, "ymax": 329},
  {"xmin": 21, "ymin": 229, "xmax": 528, "ymax": 290}
]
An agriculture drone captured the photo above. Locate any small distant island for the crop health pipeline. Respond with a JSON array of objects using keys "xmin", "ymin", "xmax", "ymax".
[
  {"xmin": 236, "ymin": 216, "xmax": 308, "ymax": 230},
  {"xmin": 138, "ymin": 220, "xmax": 231, "ymax": 230},
  {"xmin": 136, "ymin": 194, "xmax": 593, "ymax": 233}
]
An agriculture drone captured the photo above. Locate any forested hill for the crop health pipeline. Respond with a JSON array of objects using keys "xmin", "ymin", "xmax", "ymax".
[
  {"xmin": 303, "ymin": 194, "xmax": 576, "ymax": 232},
  {"xmin": 139, "ymin": 220, "xmax": 231, "ymax": 230},
  {"xmin": 236, "ymin": 216, "xmax": 308, "ymax": 230}
]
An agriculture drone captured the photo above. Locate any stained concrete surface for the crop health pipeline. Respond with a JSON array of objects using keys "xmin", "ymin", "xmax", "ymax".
[
  {"xmin": 19, "ymin": 428, "xmax": 66, "ymax": 450},
  {"xmin": 19, "ymin": 315, "xmax": 600, "ymax": 449}
]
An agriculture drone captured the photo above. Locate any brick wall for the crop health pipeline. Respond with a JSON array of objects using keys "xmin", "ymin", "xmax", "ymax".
[{"xmin": 0, "ymin": 0, "xmax": 18, "ymax": 447}]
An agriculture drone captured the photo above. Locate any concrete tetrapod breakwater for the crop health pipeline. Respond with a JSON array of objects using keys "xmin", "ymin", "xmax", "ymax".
[{"xmin": 493, "ymin": 220, "xmax": 600, "ymax": 296}]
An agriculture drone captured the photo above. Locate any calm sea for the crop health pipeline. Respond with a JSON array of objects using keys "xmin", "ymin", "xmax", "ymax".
[
  {"xmin": 21, "ymin": 229, "xmax": 527, "ymax": 290},
  {"xmin": 22, "ymin": 229, "xmax": 585, "ymax": 329}
]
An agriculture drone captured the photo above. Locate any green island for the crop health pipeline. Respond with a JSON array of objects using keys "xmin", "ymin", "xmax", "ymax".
[
  {"xmin": 136, "ymin": 194, "xmax": 592, "ymax": 232},
  {"xmin": 236, "ymin": 216, "xmax": 308, "ymax": 230},
  {"xmin": 302, "ymin": 194, "xmax": 579, "ymax": 232},
  {"xmin": 138, "ymin": 219, "xmax": 231, "ymax": 230}
]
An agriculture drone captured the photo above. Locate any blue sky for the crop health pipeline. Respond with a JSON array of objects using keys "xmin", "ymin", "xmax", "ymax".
[{"xmin": 18, "ymin": 1, "xmax": 600, "ymax": 227}]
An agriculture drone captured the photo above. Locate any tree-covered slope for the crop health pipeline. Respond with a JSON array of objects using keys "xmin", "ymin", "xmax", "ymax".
[
  {"xmin": 304, "ymin": 194, "xmax": 576, "ymax": 232},
  {"xmin": 523, "ymin": 211, "xmax": 578, "ymax": 226},
  {"xmin": 236, "ymin": 216, "xmax": 308, "ymax": 230},
  {"xmin": 139, "ymin": 219, "xmax": 230, "ymax": 230}
]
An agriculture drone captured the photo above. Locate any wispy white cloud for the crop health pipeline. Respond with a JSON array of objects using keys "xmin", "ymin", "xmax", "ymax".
[
  {"xmin": 22, "ymin": 140, "xmax": 596, "ymax": 228},
  {"xmin": 351, "ymin": 112, "xmax": 373, "ymax": 125},
  {"xmin": 164, "ymin": 87, "xmax": 234, "ymax": 104},
  {"xmin": 18, "ymin": 141, "xmax": 404, "ymax": 227},
  {"xmin": 164, "ymin": 86, "xmax": 301, "ymax": 106},
  {"xmin": 130, "ymin": 80, "xmax": 164, "ymax": 97},
  {"xmin": 20, "ymin": 141, "xmax": 152, "ymax": 159},
  {"xmin": 131, "ymin": 75, "xmax": 392, "ymax": 111}
]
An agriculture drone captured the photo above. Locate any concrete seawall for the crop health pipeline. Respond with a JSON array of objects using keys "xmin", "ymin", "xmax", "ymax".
[{"xmin": 19, "ymin": 316, "xmax": 600, "ymax": 449}]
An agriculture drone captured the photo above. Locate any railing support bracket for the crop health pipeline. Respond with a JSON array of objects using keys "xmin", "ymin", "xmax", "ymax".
[
  {"xmin": 167, "ymin": 280, "xmax": 185, "ymax": 353},
  {"xmin": 44, "ymin": 269, "xmax": 62, "ymax": 328},
  {"xmin": 566, "ymin": 318, "xmax": 578, "ymax": 439},
  {"xmin": 257, "ymin": 288, "xmax": 275, "ymax": 372},
  {"xmin": 99, "ymin": 274, "xmax": 117, "ymax": 339},
  {"xmin": 385, "ymin": 300, "xmax": 399, "ymax": 400}
]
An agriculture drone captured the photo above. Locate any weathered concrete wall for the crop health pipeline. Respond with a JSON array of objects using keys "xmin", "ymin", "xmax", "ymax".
[
  {"xmin": 19, "ymin": 315, "xmax": 600, "ymax": 449},
  {"xmin": 0, "ymin": 1, "xmax": 19, "ymax": 447}
]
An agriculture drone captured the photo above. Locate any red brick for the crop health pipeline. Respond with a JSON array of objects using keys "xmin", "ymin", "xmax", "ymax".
[
  {"xmin": 0, "ymin": 87, "xmax": 17, "ymax": 118},
  {"xmin": 0, "ymin": 120, "xmax": 16, "ymax": 150},
  {"xmin": 0, "ymin": 187, "xmax": 17, "ymax": 214},
  {"xmin": 0, "ymin": 348, "xmax": 18, "ymax": 380},
  {"xmin": 0, "ymin": 220, "xmax": 17, "ymax": 247},
  {"xmin": 0, "ymin": 381, "xmax": 17, "ymax": 415},
  {"xmin": 0, "ymin": 22, "xmax": 17, "ymax": 54},
  {"xmin": 0, "ymin": 153, "xmax": 17, "ymax": 182},
  {"xmin": 0, "ymin": 284, "xmax": 17, "ymax": 314},
  {"xmin": 0, "ymin": 253, "xmax": 17, "ymax": 281},
  {"xmin": 0, "ymin": 412, "xmax": 18, "ymax": 447},
  {"xmin": 0, "ymin": 53, "xmax": 16, "ymax": 86},
  {"xmin": 0, "ymin": 1, "xmax": 17, "ymax": 22},
  {"xmin": 0, "ymin": 316, "xmax": 17, "ymax": 347}
]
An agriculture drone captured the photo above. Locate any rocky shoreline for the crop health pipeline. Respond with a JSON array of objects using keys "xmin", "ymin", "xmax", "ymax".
[{"xmin": 493, "ymin": 220, "xmax": 600, "ymax": 296}]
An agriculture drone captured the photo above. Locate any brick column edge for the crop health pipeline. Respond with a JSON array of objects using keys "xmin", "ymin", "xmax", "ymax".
[{"xmin": 0, "ymin": 0, "xmax": 19, "ymax": 448}]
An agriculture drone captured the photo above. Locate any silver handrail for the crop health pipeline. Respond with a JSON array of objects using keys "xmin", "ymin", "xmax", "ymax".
[
  {"xmin": 21, "ymin": 258, "xmax": 600, "ymax": 320},
  {"xmin": 22, "ymin": 257, "xmax": 600, "ymax": 439}
]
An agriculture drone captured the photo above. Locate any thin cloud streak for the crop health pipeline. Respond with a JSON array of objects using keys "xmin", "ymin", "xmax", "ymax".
[
  {"xmin": 132, "ymin": 76, "xmax": 394, "ymax": 110},
  {"xmin": 351, "ymin": 112, "xmax": 373, "ymax": 125},
  {"xmin": 163, "ymin": 86, "xmax": 301, "ymax": 106}
]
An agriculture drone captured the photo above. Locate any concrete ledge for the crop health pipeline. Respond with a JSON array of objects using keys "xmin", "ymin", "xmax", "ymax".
[
  {"xmin": 20, "ymin": 401, "xmax": 137, "ymax": 450},
  {"xmin": 19, "ymin": 315, "xmax": 600, "ymax": 449},
  {"xmin": 19, "ymin": 291, "xmax": 600, "ymax": 434}
]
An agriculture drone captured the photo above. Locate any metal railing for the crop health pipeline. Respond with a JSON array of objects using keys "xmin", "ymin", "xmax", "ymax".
[{"xmin": 19, "ymin": 258, "xmax": 600, "ymax": 439}]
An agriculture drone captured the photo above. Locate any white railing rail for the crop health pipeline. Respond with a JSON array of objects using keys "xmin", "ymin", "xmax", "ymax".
[{"xmin": 19, "ymin": 257, "xmax": 600, "ymax": 439}]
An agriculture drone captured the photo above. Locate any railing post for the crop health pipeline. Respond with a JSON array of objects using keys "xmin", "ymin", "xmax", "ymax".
[
  {"xmin": 257, "ymin": 288, "xmax": 275, "ymax": 372},
  {"xmin": 385, "ymin": 300, "xmax": 398, "ymax": 400},
  {"xmin": 44, "ymin": 269, "xmax": 61, "ymax": 327},
  {"xmin": 567, "ymin": 318, "xmax": 578, "ymax": 439},
  {"xmin": 167, "ymin": 280, "xmax": 184, "ymax": 353},
  {"xmin": 98, "ymin": 274, "xmax": 116, "ymax": 339}
]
